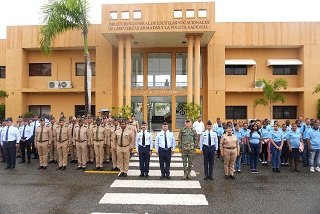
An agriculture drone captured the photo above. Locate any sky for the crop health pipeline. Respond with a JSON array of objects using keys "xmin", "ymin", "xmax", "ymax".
[{"xmin": 0, "ymin": 0, "xmax": 320, "ymax": 39}]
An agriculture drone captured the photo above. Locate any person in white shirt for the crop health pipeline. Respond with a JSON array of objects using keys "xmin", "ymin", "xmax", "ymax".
[
  {"xmin": 193, "ymin": 116, "xmax": 205, "ymax": 148},
  {"xmin": 18, "ymin": 118, "xmax": 33, "ymax": 163}
]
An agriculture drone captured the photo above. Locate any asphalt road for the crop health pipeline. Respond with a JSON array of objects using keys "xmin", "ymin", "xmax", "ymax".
[{"xmin": 0, "ymin": 153, "xmax": 319, "ymax": 214}]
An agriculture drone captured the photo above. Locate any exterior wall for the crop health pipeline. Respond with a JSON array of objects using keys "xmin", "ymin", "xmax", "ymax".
[{"xmin": 0, "ymin": 40, "xmax": 5, "ymax": 90}]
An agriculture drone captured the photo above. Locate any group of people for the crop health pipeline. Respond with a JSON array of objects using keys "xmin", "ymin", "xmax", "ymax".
[{"xmin": 1, "ymin": 113, "xmax": 319, "ymax": 181}]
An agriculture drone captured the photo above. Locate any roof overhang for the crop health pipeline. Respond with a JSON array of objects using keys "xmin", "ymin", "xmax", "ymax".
[
  {"xmin": 225, "ymin": 59, "xmax": 256, "ymax": 65},
  {"xmin": 267, "ymin": 59, "xmax": 303, "ymax": 66}
]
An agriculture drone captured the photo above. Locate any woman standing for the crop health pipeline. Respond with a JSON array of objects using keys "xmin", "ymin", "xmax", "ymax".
[
  {"xmin": 220, "ymin": 126, "xmax": 239, "ymax": 180},
  {"xmin": 286, "ymin": 123, "xmax": 304, "ymax": 172},
  {"xmin": 259, "ymin": 121, "xmax": 271, "ymax": 166},
  {"xmin": 270, "ymin": 123, "xmax": 284, "ymax": 173},
  {"xmin": 280, "ymin": 124, "xmax": 289, "ymax": 167},
  {"xmin": 233, "ymin": 124, "xmax": 242, "ymax": 173},
  {"xmin": 248, "ymin": 123, "xmax": 262, "ymax": 173}
]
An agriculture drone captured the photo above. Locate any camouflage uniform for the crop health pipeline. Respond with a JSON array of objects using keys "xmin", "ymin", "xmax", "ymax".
[{"xmin": 178, "ymin": 126, "xmax": 197, "ymax": 179}]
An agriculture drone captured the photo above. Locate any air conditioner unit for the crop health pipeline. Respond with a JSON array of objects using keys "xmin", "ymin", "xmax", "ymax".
[
  {"xmin": 60, "ymin": 81, "xmax": 72, "ymax": 89},
  {"xmin": 254, "ymin": 81, "xmax": 265, "ymax": 88},
  {"xmin": 48, "ymin": 81, "xmax": 59, "ymax": 89}
]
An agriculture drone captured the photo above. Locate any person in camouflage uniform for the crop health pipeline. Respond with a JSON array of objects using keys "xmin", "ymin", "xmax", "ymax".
[{"xmin": 178, "ymin": 119, "xmax": 198, "ymax": 180}]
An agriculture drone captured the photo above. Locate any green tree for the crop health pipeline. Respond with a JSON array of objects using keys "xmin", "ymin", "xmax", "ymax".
[
  {"xmin": 0, "ymin": 104, "xmax": 5, "ymax": 120},
  {"xmin": 184, "ymin": 102, "xmax": 202, "ymax": 123},
  {"xmin": 317, "ymin": 99, "xmax": 320, "ymax": 119},
  {"xmin": 313, "ymin": 84, "xmax": 320, "ymax": 94},
  {"xmin": 253, "ymin": 78, "xmax": 288, "ymax": 119},
  {"xmin": 112, "ymin": 105, "xmax": 133, "ymax": 120},
  {"xmin": 39, "ymin": 0, "xmax": 92, "ymax": 114}
]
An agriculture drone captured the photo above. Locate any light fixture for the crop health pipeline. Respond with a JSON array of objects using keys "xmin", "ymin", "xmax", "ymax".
[
  {"xmin": 134, "ymin": 41, "xmax": 138, "ymax": 46},
  {"xmin": 182, "ymin": 41, "xmax": 186, "ymax": 45}
]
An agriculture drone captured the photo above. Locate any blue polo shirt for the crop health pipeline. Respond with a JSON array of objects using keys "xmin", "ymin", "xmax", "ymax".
[
  {"xmin": 233, "ymin": 130, "xmax": 242, "ymax": 143},
  {"xmin": 259, "ymin": 127, "xmax": 271, "ymax": 139},
  {"xmin": 306, "ymin": 128, "xmax": 320, "ymax": 150},
  {"xmin": 249, "ymin": 131, "xmax": 261, "ymax": 144},
  {"xmin": 286, "ymin": 130, "xmax": 302, "ymax": 149},
  {"xmin": 271, "ymin": 130, "xmax": 283, "ymax": 142}
]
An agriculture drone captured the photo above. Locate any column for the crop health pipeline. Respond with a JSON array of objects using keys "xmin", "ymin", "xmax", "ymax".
[
  {"xmin": 186, "ymin": 36, "xmax": 194, "ymax": 103},
  {"xmin": 117, "ymin": 36, "xmax": 124, "ymax": 107},
  {"xmin": 194, "ymin": 35, "xmax": 202, "ymax": 105},
  {"xmin": 125, "ymin": 35, "xmax": 132, "ymax": 106}
]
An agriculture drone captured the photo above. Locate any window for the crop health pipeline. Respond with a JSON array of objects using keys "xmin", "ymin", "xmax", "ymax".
[
  {"xmin": 176, "ymin": 53, "xmax": 188, "ymax": 88},
  {"xmin": 273, "ymin": 106, "xmax": 297, "ymax": 119},
  {"xmin": 225, "ymin": 65, "xmax": 247, "ymax": 75},
  {"xmin": 198, "ymin": 9, "xmax": 207, "ymax": 18},
  {"xmin": 131, "ymin": 53, "xmax": 143, "ymax": 88},
  {"xmin": 122, "ymin": 11, "xmax": 129, "ymax": 19},
  {"xmin": 0, "ymin": 66, "xmax": 5, "ymax": 78},
  {"xmin": 110, "ymin": 11, "xmax": 117, "ymax": 19},
  {"xmin": 273, "ymin": 65, "xmax": 297, "ymax": 75},
  {"xmin": 226, "ymin": 106, "xmax": 247, "ymax": 119},
  {"xmin": 76, "ymin": 62, "xmax": 96, "ymax": 76},
  {"xmin": 131, "ymin": 96, "xmax": 143, "ymax": 125},
  {"xmin": 186, "ymin": 9, "xmax": 194, "ymax": 18},
  {"xmin": 174, "ymin": 10, "xmax": 182, "ymax": 18},
  {"xmin": 29, "ymin": 105, "xmax": 51, "ymax": 117},
  {"xmin": 176, "ymin": 96, "xmax": 187, "ymax": 129},
  {"xmin": 29, "ymin": 63, "xmax": 51, "ymax": 76},
  {"xmin": 133, "ymin": 10, "xmax": 141, "ymax": 19},
  {"xmin": 75, "ymin": 105, "xmax": 96, "ymax": 117},
  {"xmin": 148, "ymin": 53, "xmax": 171, "ymax": 89}
]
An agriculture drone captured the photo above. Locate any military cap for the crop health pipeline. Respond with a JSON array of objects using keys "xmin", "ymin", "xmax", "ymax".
[
  {"xmin": 185, "ymin": 119, "xmax": 191, "ymax": 122},
  {"xmin": 162, "ymin": 121, "xmax": 168, "ymax": 125},
  {"xmin": 69, "ymin": 116, "xmax": 73, "ymax": 120},
  {"xmin": 50, "ymin": 116, "xmax": 55, "ymax": 120},
  {"xmin": 60, "ymin": 112, "xmax": 64, "ymax": 114},
  {"xmin": 141, "ymin": 121, "xmax": 147, "ymax": 125},
  {"xmin": 40, "ymin": 117, "xmax": 45, "ymax": 122},
  {"xmin": 207, "ymin": 120, "xmax": 212, "ymax": 125},
  {"xmin": 23, "ymin": 118, "xmax": 28, "ymax": 122},
  {"xmin": 59, "ymin": 117, "xmax": 64, "ymax": 122},
  {"xmin": 78, "ymin": 118, "xmax": 84, "ymax": 123},
  {"xmin": 77, "ymin": 115, "xmax": 81, "ymax": 119},
  {"xmin": 18, "ymin": 115, "xmax": 23, "ymax": 118},
  {"xmin": 96, "ymin": 118, "xmax": 100, "ymax": 122},
  {"xmin": 6, "ymin": 117, "xmax": 13, "ymax": 122}
]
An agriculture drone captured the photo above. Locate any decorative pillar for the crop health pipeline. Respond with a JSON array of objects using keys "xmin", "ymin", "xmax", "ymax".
[
  {"xmin": 125, "ymin": 35, "xmax": 132, "ymax": 106},
  {"xmin": 194, "ymin": 35, "xmax": 202, "ymax": 105},
  {"xmin": 186, "ymin": 36, "xmax": 194, "ymax": 103},
  {"xmin": 117, "ymin": 36, "xmax": 124, "ymax": 107}
]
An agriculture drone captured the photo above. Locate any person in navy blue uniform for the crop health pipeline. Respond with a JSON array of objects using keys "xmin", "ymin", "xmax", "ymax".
[
  {"xmin": 18, "ymin": 118, "xmax": 33, "ymax": 164},
  {"xmin": 136, "ymin": 121, "xmax": 153, "ymax": 178},
  {"xmin": 200, "ymin": 120, "xmax": 218, "ymax": 180},
  {"xmin": 155, "ymin": 121, "xmax": 176, "ymax": 180},
  {"xmin": 0, "ymin": 117, "xmax": 21, "ymax": 170}
]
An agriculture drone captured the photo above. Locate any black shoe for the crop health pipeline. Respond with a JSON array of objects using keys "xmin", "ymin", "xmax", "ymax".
[
  {"xmin": 2, "ymin": 160, "xmax": 5, "ymax": 163},
  {"xmin": 294, "ymin": 168, "xmax": 299, "ymax": 172},
  {"xmin": 230, "ymin": 175, "xmax": 236, "ymax": 180},
  {"xmin": 74, "ymin": 160, "xmax": 78, "ymax": 163},
  {"xmin": 106, "ymin": 160, "xmax": 110, "ymax": 164},
  {"xmin": 19, "ymin": 160, "xmax": 25, "ymax": 164},
  {"xmin": 94, "ymin": 167, "xmax": 100, "ymax": 170},
  {"xmin": 111, "ymin": 167, "xmax": 116, "ymax": 171},
  {"xmin": 115, "ymin": 167, "xmax": 120, "ymax": 171},
  {"xmin": 16, "ymin": 155, "xmax": 21, "ymax": 158},
  {"xmin": 290, "ymin": 168, "xmax": 295, "ymax": 172},
  {"xmin": 204, "ymin": 176, "xmax": 208, "ymax": 180},
  {"xmin": 160, "ymin": 175, "xmax": 165, "ymax": 180},
  {"xmin": 123, "ymin": 173, "xmax": 127, "ymax": 177},
  {"xmin": 37, "ymin": 166, "xmax": 43, "ymax": 170},
  {"xmin": 42, "ymin": 166, "xmax": 47, "ymax": 170},
  {"xmin": 166, "ymin": 176, "xmax": 170, "ymax": 180},
  {"xmin": 4, "ymin": 166, "xmax": 10, "ymax": 170},
  {"xmin": 225, "ymin": 175, "xmax": 230, "ymax": 180},
  {"xmin": 145, "ymin": 174, "xmax": 149, "ymax": 178},
  {"xmin": 56, "ymin": 167, "xmax": 63, "ymax": 170},
  {"xmin": 272, "ymin": 168, "xmax": 276, "ymax": 172},
  {"xmin": 139, "ymin": 174, "xmax": 144, "ymax": 178},
  {"xmin": 27, "ymin": 160, "xmax": 31, "ymax": 163},
  {"xmin": 118, "ymin": 172, "xmax": 124, "ymax": 177},
  {"xmin": 61, "ymin": 166, "xmax": 66, "ymax": 171},
  {"xmin": 48, "ymin": 160, "xmax": 55, "ymax": 164},
  {"xmin": 99, "ymin": 167, "xmax": 103, "ymax": 171},
  {"xmin": 276, "ymin": 168, "xmax": 281, "ymax": 173},
  {"xmin": 9, "ymin": 166, "xmax": 15, "ymax": 170},
  {"xmin": 82, "ymin": 167, "xmax": 86, "ymax": 171},
  {"xmin": 75, "ymin": 167, "xmax": 82, "ymax": 170}
]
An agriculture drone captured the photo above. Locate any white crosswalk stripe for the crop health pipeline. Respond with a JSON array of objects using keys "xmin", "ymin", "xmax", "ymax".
[
  {"xmin": 111, "ymin": 180, "xmax": 201, "ymax": 188},
  {"xmin": 127, "ymin": 169, "xmax": 196, "ymax": 177}
]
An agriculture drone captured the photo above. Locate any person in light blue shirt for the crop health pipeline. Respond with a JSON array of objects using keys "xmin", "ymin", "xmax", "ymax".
[
  {"xmin": 18, "ymin": 118, "xmax": 33, "ymax": 164},
  {"xmin": 259, "ymin": 121, "xmax": 271, "ymax": 166},
  {"xmin": 136, "ymin": 121, "xmax": 153, "ymax": 178},
  {"xmin": 215, "ymin": 120, "xmax": 224, "ymax": 158},
  {"xmin": 200, "ymin": 120, "xmax": 218, "ymax": 180},
  {"xmin": 280, "ymin": 124, "xmax": 289, "ymax": 167},
  {"xmin": 155, "ymin": 121, "xmax": 175, "ymax": 180},
  {"xmin": 241, "ymin": 123, "xmax": 251, "ymax": 166},
  {"xmin": 0, "ymin": 117, "xmax": 21, "ymax": 170},
  {"xmin": 286, "ymin": 123, "xmax": 304, "ymax": 172},
  {"xmin": 301, "ymin": 118, "xmax": 312, "ymax": 167},
  {"xmin": 0, "ymin": 119, "xmax": 6, "ymax": 163},
  {"xmin": 270, "ymin": 123, "xmax": 284, "ymax": 173},
  {"xmin": 306, "ymin": 121, "xmax": 320, "ymax": 173},
  {"xmin": 233, "ymin": 124, "xmax": 243, "ymax": 173},
  {"xmin": 248, "ymin": 123, "xmax": 262, "ymax": 173}
]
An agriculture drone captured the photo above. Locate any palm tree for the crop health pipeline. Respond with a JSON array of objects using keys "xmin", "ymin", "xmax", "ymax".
[
  {"xmin": 253, "ymin": 78, "xmax": 288, "ymax": 119},
  {"xmin": 313, "ymin": 84, "xmax": 320, "ymax": 94},
  {"xmin": 39, "ymin": 0, "xmax": 92, "ymax": 114}
]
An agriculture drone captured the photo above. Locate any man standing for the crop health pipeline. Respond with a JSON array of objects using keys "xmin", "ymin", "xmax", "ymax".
[
  {"xmin": 115, "ymin": 120, "xmax": 134, "ymax": 177},
  {"xmin": 200, "ymin": 120, "xmax": 218, "ymax": 180},
  {"xmin": 90, "ymin": 118, "xmax": 107, "ymax": 171},
  {"xmin": 30, "ymin": 116, "xmax": 40, "ymax": 159},
  {"xmin": 74, "ymin": 119, "xmax": 89, "ymax": 170},
  {"xmin": 131, "ymin": 115, "xmax": 140, "ymax": 132},
  {"xmin": 306, "ymin": 121, "xmax": 320, "ymax": 173},
  {"xmin": 14, "ymin": 116, "xmax": 23, "ymax": 158},
  {"xmin": 136, "ymin": 121, "xmax": 153, "ymax": 178},
  {"xmin": 69, "ymin": 117, "xmax": 77, "ymax": 164},
  {"xmin": 0, "ymin": 120, "xmax": 6, "ymax": 162},
  {"xmin": 54, "ymin": 118, "xmax": 71, "ymax": 171},
  {"xmin": 87, "ymin": 116, "xmax": 95, "ymax": 164},
  {"xmin": 178, "ymin": 119, "xmax": 197, "ymax": 180},
  {"xmin": 215, "ymin": 120, "xmax": 225, "ymax": 158},
  {"xmin": 302, "ymin": 118, "xmax": 312, "ymax": 167},
  {"xmin": 18, "ymin": 118, "xmax": 32, "ymax": 164},
  {"xmin": 155, "ymin": 121, "xmax": 175, "ymax": 180},
  {"xmin": 192, "ymin": 116, "xmax": 204, "ymax": 149},
  {"xmin": 103, "ymin": 117, "xmax": 112, "ymax": 164},
  {"xmin": 48, "ymin": 117, "xmax": 58, "ymax": 164},
  {"xmin": 0, "ymin": 117, "xmax": 20, "ymax": 169},
  {"xmin": 35, "ymin": 118, "xmax": 52, "ymax": 170},
  {"xmin": 110, "ymin": 118, "xmax": 120, "ymax": 171}
]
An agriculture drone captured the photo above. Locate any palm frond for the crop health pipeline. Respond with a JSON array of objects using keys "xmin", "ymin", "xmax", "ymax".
[
  {"xmin": 272, "ymin": 93, "xmax": 286, "ymax": 104},
  {"xmin": 313, "ymin": 84, "xmax": 320, "ymax": 94},
  {"xmin": 253, "ymin": 98, "xmax": 268, "ymax": 108},
  {"xmin": 273, "ymin": 78, "xmax": 288, "ymax": 90}
]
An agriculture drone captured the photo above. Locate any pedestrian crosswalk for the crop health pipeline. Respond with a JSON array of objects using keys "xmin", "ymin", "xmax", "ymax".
[{"xmin": 92, "ymin": 153, "xmax": 208, "ymax": 213}]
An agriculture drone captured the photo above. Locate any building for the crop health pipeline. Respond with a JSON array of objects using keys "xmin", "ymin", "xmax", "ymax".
[{"xmin": 0, "ymin": 2, "xmax": 319, "ymax": 130}]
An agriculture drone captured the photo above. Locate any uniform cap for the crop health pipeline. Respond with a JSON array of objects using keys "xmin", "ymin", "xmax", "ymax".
[
  {"xmin": 59, "ymin": 117, "xmax": 64, "ymax": 122},
  {"xmin": 18, "ymin": 115, "xmax": 23, "ymax": 118},
  {"xmin": 142, "ymin": 121, "xmax": 147, "ymax": 125},
  {"xmin": 162, "ymin": 121, "xmax": 168, "ymax": 125},
  {"xmin": 23, "ymin": 118, "xmax": 28, "ymax": 122},
  {"xmin": 96, "ymin": 118, "xmax": 101, "ymax": 122},
  {"xmin": 185, "ymin": 119, "xmax": 191, "ymax": 122},
  {"xmin": 40, "ymin": 117, "xmax": 45, "ymax": 121},
  {"xmin": 69, "ymin": 116, "xmax": 73, "ymax": 120},
  {"xmin": 60, "ymin": 112, "xmax": 64, "ymax": 114},
  {"xmin": 50, "ymin": 116, "xmax": 55, "ymax": 120},
  {"xmin": 207, "ymin": 120, "xmax": 212, "ymax": 125},
  {"xmin": 6, "ymin": 117, "xmax": 13, "ymax": 122}
]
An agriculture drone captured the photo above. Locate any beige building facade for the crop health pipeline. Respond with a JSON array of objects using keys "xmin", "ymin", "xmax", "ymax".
[{"xmin": 0, "ymin": 2, "xmax": 319, "ymax": 130}]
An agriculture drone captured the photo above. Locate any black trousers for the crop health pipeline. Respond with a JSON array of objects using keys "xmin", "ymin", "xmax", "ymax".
[
  {"xmin": 203, "ymin": 145, "xmax": 215, "ymax": 177},
  {"xmin": 3, "ymin": 141, "xmax": 17, "ymax": 168},
  {"xmin": 159, "ymin": 147, "xmax": 172, "ymax": 176},
  {"xmin": 20, "ymin": 139, "xmax": 31, "ymax": 161},
  {"xmin": 30, "ymin": 136, "xmax": 38, "ymax": 158},
  {"xmin": 138, "ymin": 145, "xmax": 151, "ymax": 175}
]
